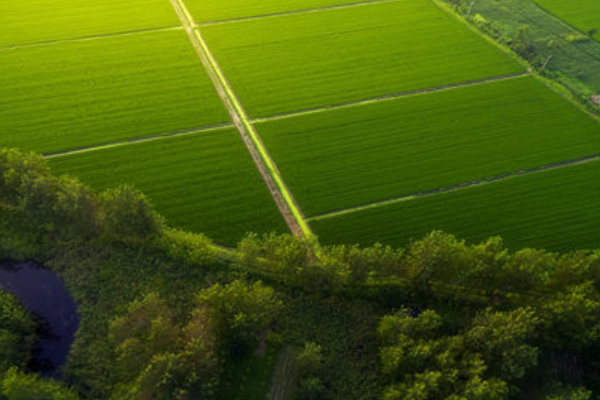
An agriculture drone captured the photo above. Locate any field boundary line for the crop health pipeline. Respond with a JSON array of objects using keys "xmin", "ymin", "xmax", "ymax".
[
  {"xmin": 169, "ymin": 0, "xmax": 312, "ymax": 238},
  {"xmin": 199, "ymin": 0, "xmax": 403, "ymax": 27},
  {"xmin": 0, "ymin": 26, "xmax": 183, "ymax": 52},
  {"xmin": 44, "ymin": 123, "xmax": 233, "ymax": 159},
  {"xmin": 307, "ymin": 154, "xmax": 600, "ymax": 222},
  {"xmin": 252, "ymin": 72, "xmax": 530, "ymax": 124}
]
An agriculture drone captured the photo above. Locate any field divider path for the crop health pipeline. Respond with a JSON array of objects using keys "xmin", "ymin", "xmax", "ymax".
[
  {"xmin": 44, "ymin": 123, "xmax": 234, "ymax": 159},
  {"xmin": 252, "ymin": 72, "xmax": 530, "ymax": 124},
  {"xmin": 169, "ymin": 0, "xmax": 312, "ymax": 238},
  {"xmin": 0, "ymin": 26, "xmax": 184, "ymax": 52},
  {"xmin": 308, "ymin": 154, "xmax": 600, "ymax": 222},
  {"xmin": 199, "ymin": 0, "xmax": 403, "ymax": 27}
]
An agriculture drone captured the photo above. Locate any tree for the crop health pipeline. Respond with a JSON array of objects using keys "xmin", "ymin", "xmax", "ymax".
[
  {"xmin": 109, "ymin": 293, "xmax": 218, "ymax": 400},
  {"xmin": 197, "ymin": 280, "xmax": 282, "ymax": 352},
  {"xmin": 101, "ymin": 185, "xmax": 163, "ymax": 242},
  {"xmin": 537, "ymin": 283, "xmax": 600, "ymax": 350},
  {"xmin": 464, "ymin": 308, "xmax": 539, "ymax": 380},
  {"xmin": 296, "ymin": 342, "xmax": 326, "ymax": 400},
  {"xmin": 1, "ymin": 368, "xmax": 80, "ymax": 400},
  {"xmin": 0, "ymin": 291, "xmax": 36, "ymax": 377},
  {"xmin": 378, "ymin": 307, "xmax": 539, "ymax": 400}
]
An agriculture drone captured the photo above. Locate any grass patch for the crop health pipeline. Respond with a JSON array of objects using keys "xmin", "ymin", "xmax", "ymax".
[
  {"xmin": 0, "ymin": 30, "xmax": 229, "ymax": 154},
  {"xmin": 201, "ymin": 0, "xmax": 522, "ymax": 117},
  {"xmin": 49, "ymin": 128, "xmax": 288, "ymax": 246}
]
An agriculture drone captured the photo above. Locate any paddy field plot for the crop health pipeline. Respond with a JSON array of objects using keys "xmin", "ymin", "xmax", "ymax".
[
  {"xmin": 186, "ymin": 0, "xmax": 377, "ymax": 23},
  {"xmin": 312, "ymin": 158, "xmax": 600, "ymax": 252},
  {"xmin": 530, "ymin": 0, "xmax": 600, "ymax": 41},
  {"xmin": 256, "ymin": 77, "xmax": 600, "ymax": 217},
  {"xmin": 0, "ymin": 30, "xmax": 229, "ymax": 154},
  {"xmin": 0, "ymin": 0, "xmax": 179, "ymax": 48},
  {"xmin": 49, "ymin": 129, "xmax": 287, "ymax": 246},
  {"xmin": 201, "ymin": 0, "xmax": 523, "ymax": 117}
]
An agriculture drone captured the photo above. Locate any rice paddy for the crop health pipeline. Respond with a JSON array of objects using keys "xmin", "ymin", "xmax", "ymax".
[{"xmin": 2, "ymin": 0, "xmax": 600, "ymax": 249}]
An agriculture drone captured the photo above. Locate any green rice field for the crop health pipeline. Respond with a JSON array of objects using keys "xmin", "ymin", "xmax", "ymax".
[
  {"xmin": 48, "ymin": 129, "xmax": 287, "ymax": 245},
  {"xmin": 202, "ymin": 0, "xmax": 523, "ymax": 117},
  {"xmin": 312, "ymin": 158, "xmax": 600, "ymax": 252},
  {"xmin": 531, "ymin": 0, "xmax": 600, "ymax": 41},
  {"xmin": 186, "ymin": 0, "xmax": 364, "ymax": 22},
  {"xmin": 257, "ymin": 76, "xmax": 600, "ymax": 216},
  {"xmin": 2, "ymin": 0, "xmax": 600, "ymax": 250},
  {"xmin": 0, "ymin": 29, "xmax": 229, "ymax": 154},
  {"xmin": 0, "ymin": 0, "xmax": 179, "ymax": 48}
]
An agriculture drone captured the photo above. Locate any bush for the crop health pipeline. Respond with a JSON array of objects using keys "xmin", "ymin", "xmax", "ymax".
[{"xmin": 0, "ymin": 291, "xmax": 36, "ymax": 377}]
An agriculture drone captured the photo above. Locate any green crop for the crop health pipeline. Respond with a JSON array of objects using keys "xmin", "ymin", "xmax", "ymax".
[
  {"xmin": 0, "ymin": 0, "xmax": 179, "ymax": 48},
  {"xmin": 258, "ymin": 77, "xmax": 600, "ymax": 216},
  {"xmin": 186, "ymin": 0, "xmax": 369, "ymax": 23},
  {"xmin": 202, "ymin": 0, "xmax": 523, "ymax": 117},
  {"xmin": 313, "ymin": 158, "xmax": 600, "ymax": 252},
  {"xmin": 0, "ymin": 30, "xmax": 229, "ymax": 154}
]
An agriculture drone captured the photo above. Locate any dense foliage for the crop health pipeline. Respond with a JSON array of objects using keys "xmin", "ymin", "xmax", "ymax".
[
  {"xmin": 3, "ymin": 148, "xmax": 600, "ymax": 400},
  {"xmin": 0, "ymin": 290, "xmax": 36, "ymax": 377}
]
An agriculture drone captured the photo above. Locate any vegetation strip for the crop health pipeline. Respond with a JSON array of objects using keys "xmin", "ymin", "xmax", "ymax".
[
  {"xmin": 0, "ymin": 26, "xmax": 183, "ymax": 52},
  {"xmin": 252, "ymin": 72, "xmax": 529, "ymax": 124},
  {"xmin": 199, "ymin": 0, "xmax": 402, "ymax": 27},
  {"xmin": 169, "ymin": 0, "xmax": 312, "ymax": 238},
  {"xmin": 307, "ymin": 154, "xmax": 600, "ymax": 222},
  {"xmin": 44, "ymin": 123, "xmax": 234, "ymax": 159}
]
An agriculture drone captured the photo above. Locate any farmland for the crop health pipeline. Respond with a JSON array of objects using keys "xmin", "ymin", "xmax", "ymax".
[
  {"xmin": 311, "ymin": 158, "xmax": 600, "ymax": 252},
  {"xmin": 5, "ymin": 0, "xmax": 600, "ymax": 399},
  {"xmin": 530, "ymin": 0, "xmax": 600, "ymax": 41},
  {"xmin": 445, "ymin": 0, "xmax": 600, "ymax": 97},
  {"xmin": 257, "ymin": 76, "xmax": 600, "ymax": 216},
  {"xmin": 201, "ymin": 0, "xmax": 523, "ymax": 117},
  {"xmin": 0, "ymin": 29, "xmax": 229, "ymax": 154},
  {"xmin": 1, "ymin": 0, "xmax": 600, "ymax": 250},
  {"xmin": 48, "ymin": 129, "xmax": 287, "ymax": 245},
  {"xmin": 0, "ymin": 0, "xmax": 179, "ymax": 48},
  {"xmin": 186, "ymin": 0, "xmax": 367, "ymax": 22}
]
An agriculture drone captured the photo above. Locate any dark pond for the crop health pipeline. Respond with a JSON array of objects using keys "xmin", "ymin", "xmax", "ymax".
[{"xmin": 0, "ymin": 260, "xmax": 78, "ymax": 378}]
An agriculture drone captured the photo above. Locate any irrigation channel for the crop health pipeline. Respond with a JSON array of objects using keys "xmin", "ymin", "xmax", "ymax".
[{"xmin": 0, "ymin": 260, "xmax": 78, "ymax": 378}]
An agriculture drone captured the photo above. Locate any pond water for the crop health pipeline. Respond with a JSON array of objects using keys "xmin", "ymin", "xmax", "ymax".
[{"xmin": 0, "ymin": 260, "xmax": 79, "ymax": 378}]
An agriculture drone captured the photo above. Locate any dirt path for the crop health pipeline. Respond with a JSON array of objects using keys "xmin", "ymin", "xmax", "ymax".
[
  {"xmin": 169, "ymin": 0, "xmax": 311, "ymax": 238},
  {"xmin": 308, "ymin": 153, "xmax": 600, "ymax": 222}
]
